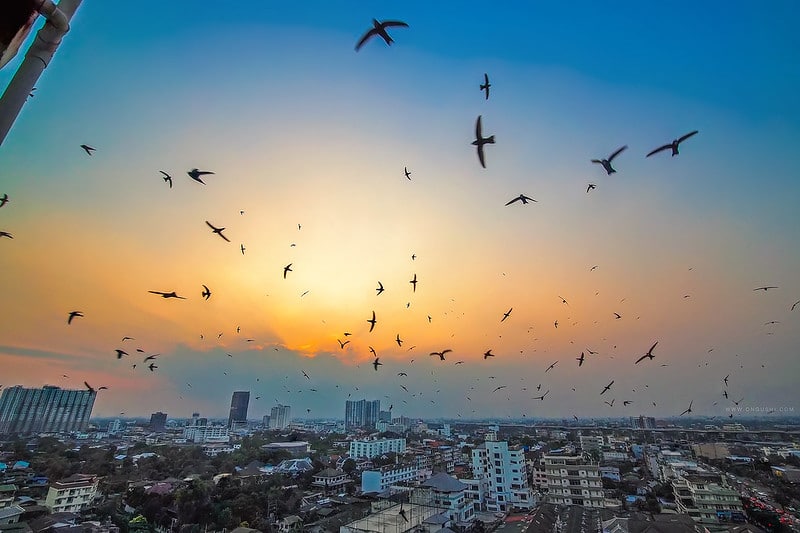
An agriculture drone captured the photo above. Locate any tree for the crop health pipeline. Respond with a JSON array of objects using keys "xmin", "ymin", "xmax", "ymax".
[{"xmin": 342, "ymin": 458, "xmax": 357, "ymax": 475}]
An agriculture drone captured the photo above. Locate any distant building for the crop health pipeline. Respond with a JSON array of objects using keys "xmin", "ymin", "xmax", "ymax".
[
  {"xmin": 44, "ymin": 474, "xmax": 98, "ymax": 513},
  {"xmin": 379, "ymin": 410, "xmax": 392, "ymax": 422},
  {"xmin": 183, "ymin": 416, "xmax": 229, "ymax": 443},
  {"xmin": 345, "ymin": 399, "xmax": 381, "ymax": 429},
  {"xmin": 692, "ymin": 443, "xmax": 731, "ymax": 460},
  {"xmin": 672, "ymin": 473, "xmax": 744, "ymax": 524},
  {"xmin": 349, "ymin": 438, "xmax": 406, "ymax": 459},
  {"xmin": 269, "ymin": 404, "xmax": 291, "ymax": 430},
  {"xmin": 578, "ymin": 434, "xmax": 604, "ymax": 452},
  {"xmin": 0, "ymin": 385, "xmax": 96, "ymax": 435},
  {"xmin": 149, "ymin": 412, "xmax": 167, "ymax": 431},
  {"xmin": 262, "ymin": 441, "xmax": 310, "ymax": 457},
  {"xmin": 107, "ymin": 419, "xmax": 122, "ymax": 434},
  {"xmin": 228, "ymin": 391, "xmax": 250, "ymax": 428},
  {"xmin": 629, "ymin": 415, "xmax": 657, "ymax": 429},
  {"xmin": 543, "ymin": 452, "xmax": 605, "ymax": 508},
  {"xmin": 261, "ymin": 414, "xmax": 270, "ymax": 427}
]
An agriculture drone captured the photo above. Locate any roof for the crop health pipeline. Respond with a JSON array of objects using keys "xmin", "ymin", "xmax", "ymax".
[
  {"xmin": 0, "ymin": 506, "xmax": 25, "ymax": 521},
  {"xmin": 422, "ymin": 473, "xmax": 467, "ymax": 493},
  {"xmin": 423, "ymin": 512, "xmax": 450, "ymax": 525},
  {"xmin": 314, "ymin": 468, "xmax": 346, "ymax": 478}
]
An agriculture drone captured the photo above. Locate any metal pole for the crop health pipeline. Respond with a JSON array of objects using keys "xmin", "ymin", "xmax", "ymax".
[{"xmin": 0, "ymin": 0, "xmax": 83, "ymax": 146}]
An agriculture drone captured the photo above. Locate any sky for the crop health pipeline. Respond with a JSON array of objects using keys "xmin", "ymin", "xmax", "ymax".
[{"xmin": 1, "ymin": 1, "xmax": 799, "ymax": 422}]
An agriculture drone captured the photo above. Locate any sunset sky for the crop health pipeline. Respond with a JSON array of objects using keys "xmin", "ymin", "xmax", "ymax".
[{"xmin": 1, "ymin": 2, "xmax": 799, "ymax": 422}]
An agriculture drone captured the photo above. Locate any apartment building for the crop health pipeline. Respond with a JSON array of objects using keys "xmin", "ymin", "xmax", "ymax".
[
  {"xmin": 543, "ymin": 453, "xmax": 605, "ymax": 508},
  {"xmin": 349, "ymin": 438, "xmax": 406, "ymax": 459},
  {"xmin": 469, "ymin": 438, "xmax": 534, "ymax": 512},
  {"xmin": 672, "ymin": 473, "xmax": 744, "ymax": 525},
  {"xmin": 361, "ymin": 464, "xmax": 419, "ymax": 493},
  {"xmin": 45, "ymin": 475, "xmax": 98, "ymax": 513}
]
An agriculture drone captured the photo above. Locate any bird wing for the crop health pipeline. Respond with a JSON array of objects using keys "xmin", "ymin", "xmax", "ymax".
[
  {"xmin": 590, "ymin": 159, "xmax": 602, "ymax": 164},
  {"xmin": 382, "ymin": 20, "xmax": 409, "ymax": 28},
  {"xmin": 648, "ymin": 341, "xmax": 658, "ymax": 354},
  {"xmin": 678, "ymin": 130, "xmax": 699, "ymax": 143},
  {"xmin": 505, "ymin": 196, "xmax": 520, "ymax": 206},
  {"xmin": 355, "ymin": 28, "xmax": 378, "ymax": 51},
  {"xmin": 608, "ymin": 145, "xmax": 627, "ymax": 161},
  {"xmin": 477, "ymin": 145, "xmax": 486, "ymax": 168},
  {"xmin": 634, "ymin": 354, "xmax": 647, "ymax": 364},
  {"xmin": 475, "ymin": 115, "xmax": 483, "ymax": 139},
  {"xmin": 646, "ymin": 144, "xmax": 671, "ymax": 157},
  {"xmin": 148, "ymin": 290, "xmax": 166, "ymax": 296}
]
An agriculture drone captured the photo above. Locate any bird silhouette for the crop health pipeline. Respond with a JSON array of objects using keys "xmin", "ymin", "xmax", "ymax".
[
  {"xmin": 284, "ymin": 263, "xmax": 293, "ymax": 279},
  {"xmin": 368, "ymin": 311, "xmax": 377, "ymax": 332},
  {"xmin": 600, "ymin": 380, "xmax": 614, "ymax": 395},
  {"xmin": 646, "ymin": 130, "xmax": 698, "ymax": 157},
  {"xmin": 115, "ymin": 349, "xmax": 128, "ymax": 359},
  {"xmin": 753, "ymin": 286, "xmax": 778, "ymax": 291},
  {"xmin": 148, "ymin": 290, "xmax": 186, "ymax": 299},
  {"xmin": 205, "ymin": 221, "xmax": 230, "ymax": 242},
  {"xmin": 679, "ymin": 400, "xmax": 694, "ymax": 416},
  {"xmin": 396, "ymin": 334, "xmax": 403, "ymax": 347},
  {"xmin": 80, "ymin": 144, "xmax": 95, "ymax": 155},
  {"xmin": 159, "ymin": 171, "xmax": 172, "ymax": 188},
  {"xmin": 532, "ymin": 390, "xmax": 549, "ymax": 401},
  {"xmin": 148, "ymin": 363, "xmax": 158, "ymax": 372},
  {"xmin": 67, "ymin": 311, "xmax": 83, "ymax": 324},
  {"xmin": 409, "ymin": 273, "xmax": 417, "ymax": 292},
  {"xmin": 376, "ymin": 281, "xmax": 384, "ymax": 295},
  {"xmin": 240, "ymin": 244, "xmax": 246, "ymax": 255},
  {"xmin": 505, "ymin": 194, "xmax": 536, "ymax": 206},
  {"xmin": 501, "ymin": 308, "xmax": 512, "ymax": 322},
  {"xmin": 302, "ymin": 370, "xmax": 310, "ymax": 380},
  {"xmin": 0, "ymin": 194, "xmax": 8, "ymax": 208},
  {"xmin": 591, "ymin": 145, "xmax": 627, "ymax": 174},
  {"xmin": 201, "ymin": 285, "xmax": 211, "ymax": 300},
  {"xmin": 430, "ymin": 349, "xmax": 452, "ymax": 361},
  {"xmin": 484, "ymin": 350, "xmax": 495, "ymax": 360},
  {"xmin": 576, "ymin": 352, "xmax": 585, "ymax": 367},
  {"xmin": 791, "ymin": 300, "xmax": 800, "ymax": 311},
  {"xmin": 480, "ymin": 73, "xmax": 491, "ymax": 100},
  {"xmin": 373, "ymin": 358, "xmax": 382, "ymax": 371},
  {"xmin": 337, "ymin": 339, "xmax": 350, "ymax": 349},
  {"xmin": 472, "ymin": 115, "xmax": 495, "ymax": 168},
  {"xmin": 587, "ymin": 183, "xmax": 596, "ymax": 193},
  {"xmin": 634, "ymin": 341, "xmax": 658, "ymax": 364},
  {"xmin": 355, "ymin": 19, "xmax": 409, "ymax": 51},
  {"xmin": 0, "ymin": 231, "xmax": 13, "ymax": 239},
  {"xmin": 404, "ymin": 167, "xmax": 411, "ymax": 180},
  {"xmin": 187, "ymin": 168, "xmax": 214, "ymax": 184},
  {"xmin": 545, "ymin": 360, "xmax": 558, "ymax": 372}
]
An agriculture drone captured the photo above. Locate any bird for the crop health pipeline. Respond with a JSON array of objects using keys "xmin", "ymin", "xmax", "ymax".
[
  {"xmin": 373, "ymin": 358, "xmax": 382, "ymax": 371},
  {"xmin": 376, "ymin": 281, "xmax": 384, "ymax": 295},
  {"xmin": 532, "ymin": 391, "xmax": 549, "ymax": 401},
  {"xmin": 576, "ymin": 352, "xmax": 585, "ymax": 367},
  {"xmin": 240, "ymin": 244, "xmax": 246, "ymax": 255},
  {"xmin": 148, "ymin": 363, "xmax": 158, "ymax": 372},
  {"xmin": 396, "ymin": 334, "xmax": 403, "ymax": 347},
  {"xmin": 187, "ymin": 168, "xmax": 214, "ymax": 184},
  {"xmin": 143, "ymin": 354, "xmax": 158, "ymax": 362},
  {"xmin": 591, "ymin": 145, "xmax": 627, "ymax": 174},
  {"xmin": 67, "ymin": 311, "xmax": 83, "ymax": 324},
  {"xmin": 404, "ymin": 167, "xmax": 411, "ymax": 180},
  {"xmin": 80, "ymin": 144, "xmax": 95, "ymax": 156},
  {"xmin": 586, "ymin": 184, "xmax": 596, "ymax": 193},
  {"xmin": 159, "ymin": 171, "xmax": 172, "ymax": 188},
  {"xmin": 121, "ymin": 336, "xmax": 134, "ymax": 342},
  {"xmin": 355, "ymin": 19, "xmax": 409, "ymax": 51},
  {"xmin": 480, "ymin": 73, "xmax": 491, "ymax": 100},
  {"xmin": 337, "ymin": 339, "xmax": 350, "ymax": 349},
  {"xmin": 545, "ymin": 361, "xmax": 558, "ymax": 372},
  {"xmin": 753, "ymin": 286, "xmax": 778, "ymax": 291},
  {"xmin": 679, "ymin": 400, "xmax": 694, "ymax": 416},
  {"xmin": 604, "ymin": 399, "xmax": 615, "ymax": 407},
  {"xmin": 723, "ymin": 390, "xmax": 729, "ymax": 399},
  {"xmin": 283, "ymin": 263, "xmax": 293, "ymax": 279},
  {"xmin": 558, "ymin": 295, "xmax": 569, "ymax": 305},
  {"xmin": 472, "ymin": 115, "xmax": 495, "ymax": 168},
  {"xmin": 792, "ymin": 300, "xmax": 800, "ymax": 311},
  {"xmin": 634, "ymin": 341, "xmax": 658, "ymax": 364},
  {"xmin": 148, "ymin": 291, "xmax": 186, "ymax": 299},
  {"xmin": 484, "ymin": 350, "xmax": 495, "ymax": 360},
  {"xmin": 201, "ymin": 285, "xmax": 211, "ymax": 300},
  {"xmin": 398, "ymin": 506, "xmax": 409, "ymax": 523},
  {"xmin": 115, "ymin": 349, "xmax": 128, "ymax": 359},
  {"xmin": 623, "ymin": 400, "xmax": 632, "ymax": 406},
  {"xmin": 505, "ymin": 194, "xmax": 536, "ymax": 206},
  {"xmin": 646, "ymin": 130, "xmax": 698, "ymax": 157},
  {"xmin": 301, "ymin": 370, "xmax": 310, "ymax": 380},
  {"xmin": 601, "ymin": 380, "xmax": 614, "ymax": 395},
  {"xmin": 397, "ymin": 372, "xmax": 407, "ymax": 377},
  {"xmin": 430, "ymin": 349, "xmax": 452, "ymax": 361},
  {"xmin": 554, "ymin": 320, "xmax": 558, "ymax": 329},
  {"xmin": 367, "ymin": 311, "xmax": 377, "ymax": 332},
  {"xmin": 723, "ymin": 374, "xmax": 730, "ymax": 386},
  {"xmin": 501, "ymin": 308, "xmax": 512, "ymax": 322},
  {"xmin": 205, "ymin": 221, "xmax": 230, "ymax": 242},
  {"xmin": 492, "ymin": 385, "xmax": 507, "ymax": 393},
  {"xmin": 369, "ymin": 346, "xmax": 377, "ymax": 357},
  {"xmin": 84, "ymin": 381, "xmax": 97, "ymax": 393},
  {"xmin": 614, "ymin": 312, "xmax": 622, "ymax": 319},
  {"xmin": 0, "ymin": 194, "xmax": 8, "ymax": 208},
  {"xmin": 409, "ymin": 274, "xmax": 417, "ymax": 292}
]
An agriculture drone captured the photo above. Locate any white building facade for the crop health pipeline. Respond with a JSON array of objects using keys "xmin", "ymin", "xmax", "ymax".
[
  {"xmin": 469, "ymin": 439, "xmax": 534, "ymax": 512},
  {"xmin": 543, "ymin": 453, "xmax": 605, "ymax": 508},
  {"xmin": 349, "ymin": 438, "xmax": 406, "ymax": 459}
]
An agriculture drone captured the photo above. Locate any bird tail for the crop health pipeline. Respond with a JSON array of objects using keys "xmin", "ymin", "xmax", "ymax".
[{"xmin": 486, "ymin": 135, "xmax": 495, "ymax": 144}]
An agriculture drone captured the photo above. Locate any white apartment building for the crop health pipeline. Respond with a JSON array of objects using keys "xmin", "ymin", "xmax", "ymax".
[
  {"xmin": 469, "ymin": 439, "xmax": 534, "ymax": 512},
  {"xmin": 528, "ymin": 458, "xmax": 549, "ymax": 490},
  {"xmin": 422, "ymin": 473, "xmax": 475, "ymax": 524},
  {"xmin": 361, "ymin": 464, "xmax": 419, "ymax": 493},
  {"xmin": 349, "ymin": 438, "xmax": 406, "ymax": 459},
  {"xmin": 270, "ymin": 404, "xmax": 291, "ymax": 430},
  {"xmin": 45, "ymin": 475, "xmax": 98, "ymax": 513},
  {"xmin": 183, "ymin": 423, "xmax": 229, "ymax": 443},
  {"xmin": 672, "ymin": 473, "xmax": 744, "ymax": 524},
  {"xmin": 579, "ymin": 434, "xmax": 604, "ymax": 452},
  {"xmin": 543, "ymin": 453, "xmax": 605, "ymax": 508}
]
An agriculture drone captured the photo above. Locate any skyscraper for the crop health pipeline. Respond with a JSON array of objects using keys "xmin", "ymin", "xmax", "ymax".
[
  {"xmin": 345, "ymin": 399, "xmax": 381, "ymax": 429},
  {"xmin": 228, "ymin": 391, "xmax": 250, "ymax": 428},
  {"xmin": 269, "ymin": 404, "xmax": 290, "ymax": 429},
  {"xmin": 149, "ymin": 411, "xmax": 167, "ymax": 431},
  {"xmin": 0, "ymin": 385, "xmax": 96, "ymax": 434}
]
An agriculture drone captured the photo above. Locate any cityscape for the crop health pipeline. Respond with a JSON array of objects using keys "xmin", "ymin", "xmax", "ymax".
[{"xmin": 1, "ymin": 2, "xmax": 799, "ymax": 533}]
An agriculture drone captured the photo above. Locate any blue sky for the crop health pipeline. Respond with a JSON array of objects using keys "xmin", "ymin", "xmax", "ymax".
[{"xmin": 0, "ymin": 1, "xmax": 798, "ymax": 421}]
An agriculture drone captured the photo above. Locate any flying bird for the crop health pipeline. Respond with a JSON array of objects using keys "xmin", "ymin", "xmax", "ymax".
[
  {"xmin": 397, "ymin": 372, "xmax": 407, "ymax": 377},
  {"xmin": 369, "ymin": 346, "xmax": 377, "ymax": 357},
  {"xmin": 532, "ymin": 390, "xmax": 549, "ymax": 401},
  {"xmin": 576, "ymin": 352, "xmax": 585, "ymax": 367},
  {"xmin": 601, "ymin": 380, "xmax": 614, "ymax": 395},
  {"xmin": 396, "ymin": 334, "xmax": 403, "ymax": 347},
  {"xmin": 791, "ymin": 300, "xmax": 800, "ymax": 311},
  {"xmin": 283, "ymin": 263, "xmax": 293, "ymax": 279},
  {"xmin": 480, "ymin": 73, "xmax": 491, "ymax": 100},
  {"xmin": 355, "ymin": 19, "xmax": 409, "ymax": 51},
  {"xmin": 545, "ymin": 360, "xmax": 558, "ymax": 372},
  {"xmin": 373, "ymin": 358, "xmax": 382, "ymax": 371},
  {"xmin": 337, "ymin": 339, "xmax": 350, "ymax": 349},
  {"xmin": 501, "ymin": 308, "xmax": 512, "ymax": 322},
  {"xmin": 472, "ymin": 115, "xmax": 495, "ymax": 168},
  {"xmin": 240, "ymin": 244, "xmax": 246, "ymax": 255},
  {"xmin": 679, "ymin": 400, "xmax": 694, "ymax": 416},
  {"xmin": 205, "ymin": 221, "xmax": 230, "ymax": 242},
  {"xmin": 121, "ymin": 336, "xmax": 134, "ymax": 342},
  {"xmin": 80, "ymin": 144, "xmax": 95, "ymax": 155},
  {"xmin": 376, "ymin": 281, "xmax": 384, "ymax": 295},
  {"xmin": 115, "ymin": 349, "xmax": 128, "ymax": 359},
  {"xmin": 367, "ymin": 311, "xmax": 377, "ymax": 332},
  {"xmin": 201, "ymin": 285, "xmax": 211, "ymax": 300},
  {"xmin": 634, "ymin": 341, "xmax": 658, "ymax": 364},
  {"xmin": 187, "ymin": 168, "xmax": 214, "ymax": 184},
  {"xmin": 159, "ymin": 171, "xmax": 172, "ymax": 188},
  {"xmin": 143, "ymin": 354, "xmax": 158, "ymax": 362},
  {"xmin": 646, "ymin": 130, "xmax": 698, "ymax": 157},
  {"xmin": 409, "ymin": 274, "xmax": 417, "ymax": 292},
  {"xmin": 148, "ymin": 363, "xmax": 158, "ymax": 372},
  {"xmin": 67, "ymin": 311, "xmax": 83, "ymax": 324},
  {"xmin": 430, "ymin": 349, "xmax": 452, "ymax": 361},
  {"xmin": 0, "ymin": 194, "xmax": 8, "ymax": 208},
  {"xmin": 0, "ymin": 231, "xmax": 13, "ymax": 239},
  {"xmin": 587, "ymin": 183, "xmax": 596, "ymax": 193},
  {"xmin": 505, "ymin": 194, "xmax": 536, "ymax": 206},
  {"xmin": 404, "ymin": 167, "xmax": 411, "ymax": 180},
  {"xmin": 614, "ymin": 312, "xmax": 622, "ymax": 319},
  {"xmin": 148, "ymin": 290, "xmax": 186, "ymax": 299},
  {"xmin": 591, "ymin": 145, "xmax": 627, "ymax": 174},
  {"xmin": 484, "ymin": 350, "xmax": 495, "ymax": 359},
  {"xmin": 84, "ymin": 381, "xmax": 97, "ymax": 393},
  {"xmin": 492, "ymin": 385, "xmax": 507, "ymax": 393},
  {"xmin": 558, "ymin": 295, "xmax": 568, "ymax": 305},
  {"xmin": 753, "ymin": 286, "xmax": 778, "ymax": 291}
]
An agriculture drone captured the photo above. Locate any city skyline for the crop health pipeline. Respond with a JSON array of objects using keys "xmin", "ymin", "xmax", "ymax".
[{"xmin": 1, "ymin": 2, "xmax": 798, "ymax": 420}]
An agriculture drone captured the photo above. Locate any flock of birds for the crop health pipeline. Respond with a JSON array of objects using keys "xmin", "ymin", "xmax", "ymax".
[{"xmin": 2, "ymin": 17, "xmax": 798, "ymax": 423}]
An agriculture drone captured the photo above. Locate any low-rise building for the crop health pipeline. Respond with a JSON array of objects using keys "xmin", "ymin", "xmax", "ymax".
[
  {"xmin": 361, "ymin": 465, "xmax": 418, "ymax": 493},
  {"xmin": 262, "ymin": 441, "xmax": 311, "ymax": 458},
  {"xmin": 672, "ymin": 473, "xmax": 744, "ymax": 525},
  {"xmin": 349, "ymin": 438, "xmax": 406, "ymax": 459},
  {"xmin": 44, "ymin": 475, "xmax": 98, "ymax": 513},
  {"xmin": 421, "ymin": 473, "xmax": 475, "ymax": 524},
  {"xmin": 312, "ymin": 468, "xmax": 350, "ymax": 493}
]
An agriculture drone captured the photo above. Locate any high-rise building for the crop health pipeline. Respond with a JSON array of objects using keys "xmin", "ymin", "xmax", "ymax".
[
  {"xmin": 0, "ymin": 385, "xmax": 96, "ymax": 434},
  {"xmin": 228, "ymin": 391, "xmax": 250, "ymax": 428},
  {"xmin": 543, "ymin": 452, "xmax": 605, "ymax": 507},
  {"xmin": 345, "ymin": 399, "xmax": 381, "ymax": 429},
  {"xmin": 149, "ymin": 411, "xmax": 167, "ymax": 431},
  {"xmin": 469, "ymin": 438, "xmax": 535, "ymax": 512},
  {"xmin": 270, "ymin": 404, "xmax": 291, "ymax": 429},
  {"xmin": 107, "ymin": 419, "xmax": 122, "ymax": 434}
]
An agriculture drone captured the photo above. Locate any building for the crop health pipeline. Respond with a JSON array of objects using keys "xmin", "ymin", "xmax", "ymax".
[
  {"xmin": 228, "ymin": 391, "xmax": 250, "ymax": 428},
  {"xmin": 311, "ymin": 468, "xmax": 351, "ymax": 494},
  {"xmin": 469, "ymin": 438, "xmax": 535, "ymax": 512},
  {"xmin": 578, "ymin": 434, "xmax": 604, "ymax": 452},
  {"xmin": 149, "ymin": 412, "xmax": 167, "ymax": 431},
  {"xmin": 183, "ymin": 419, "xmax": 229, "ymax": 443},
  {"xmin": 421, "ymin": 472, "xmax": 475, "ymax": 524},
  {"xmin": 361, "ymin": 464, "xmax": 418, "ymax": 493},
  {"xmin": 630, "ymin": 416, "xmax": 657, "ymax": 429},
  {"xmin": 543, "ymin": 452, "xmax": 605, "ymax": 508},
  {"xmin": 345, "ymin": 399, "xmax": 381, "ymax": 429},
  {"xmin": 107, "ymin": 419, "xmax": 122, "ymax": 434},
  {"xmin": 262, "ymin": 441, "xmax": 310, "ymax": 457},
  {"xmin": 269, "ymin": 404, "xmax": 291, "ymax": 430},
  {"xmin": 44, "ymin": 474, "xmax": 98, "ymax": 513},
  {"xmin": 0, "ymin": 385, "xmax": 96, "ymax": 434},
  {"xmin": 261, "ymin": 414, "xmax": 270, "ymax": 427},
  {"xmin": 349, "ymin": 438, "xmax": 406, "ymax": 459},
  {"xmin": 672, "ymin": 473, "xmax": 744, "ymax": 525}
]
